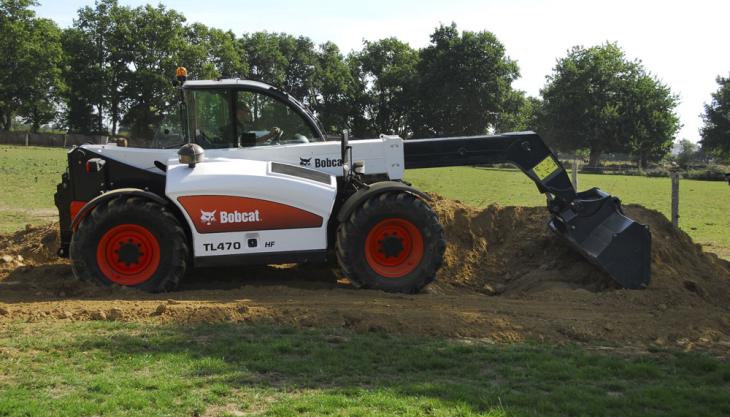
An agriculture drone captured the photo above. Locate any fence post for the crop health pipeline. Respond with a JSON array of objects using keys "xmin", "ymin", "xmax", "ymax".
[
  {"xmin": 24, "ymin": 133, "xmax": 29, "ymax": 146},
  {"xmin": 671, "ymin": 170, "xmax": 680, "ymax": 228},
  {"xmin": 571, "ymin": 159, "xmax": 579, "ymax": 190}
]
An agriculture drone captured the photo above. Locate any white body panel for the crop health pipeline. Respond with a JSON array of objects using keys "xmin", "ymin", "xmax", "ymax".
[
  {"xmin": 83, "ymin": 136, "xmax": 405, "ymax": 179},
  {"xmin": 165, "ymin": 158, "xmax": 337, "ymax": 259}
]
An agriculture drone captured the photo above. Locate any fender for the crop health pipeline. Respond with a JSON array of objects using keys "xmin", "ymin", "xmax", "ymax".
[
  {"xmin": 70, "ymin": 188, "xmax": 168, "ymax": 230},
  {"xmin": 336, "ymin": 181, "xmax": 431, "ymax": 223}
]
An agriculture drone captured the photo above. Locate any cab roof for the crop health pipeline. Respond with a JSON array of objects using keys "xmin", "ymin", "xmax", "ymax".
[{"xmin": 182, "ymin": 79, "xmax": 283, "ymax": 92}]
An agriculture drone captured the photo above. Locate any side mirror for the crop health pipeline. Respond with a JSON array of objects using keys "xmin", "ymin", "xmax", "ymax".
[{"xmin": 178, "ymin": 143, "xmax": 204, "ymax": 168}]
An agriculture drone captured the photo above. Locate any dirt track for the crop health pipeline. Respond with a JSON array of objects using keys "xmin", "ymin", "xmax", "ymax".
[{"xmin": 1, "ymin": 197, "xmax": 730, "ymax": 352}]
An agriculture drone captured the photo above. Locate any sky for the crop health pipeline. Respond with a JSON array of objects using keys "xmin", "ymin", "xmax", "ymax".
[{"xmin": 34, "ymin": 0, "xmax": 730, "ymax": 143}]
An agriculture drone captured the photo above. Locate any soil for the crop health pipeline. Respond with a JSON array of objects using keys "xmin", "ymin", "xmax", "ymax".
[{"xmin": 1, "ymin": 197, "xmax": 730, "ymax": 353}]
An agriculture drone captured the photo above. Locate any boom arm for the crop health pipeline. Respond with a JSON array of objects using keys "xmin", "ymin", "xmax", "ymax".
[
  {"xmin": 403, "ymin": 132, "xmax": 576, "ymax": 204},
  {"xmin": 402, "ymin": 131, "xmax": 652, "ymax": 289}
]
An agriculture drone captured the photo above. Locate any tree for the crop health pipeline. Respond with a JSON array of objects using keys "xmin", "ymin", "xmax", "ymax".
[
  {"xmin": 0, "ymin": 0, "xmax": 64, "ymax": 131},
  {"xmin": 60, "ymin": 27, "xmax": 104, "ymax": 133},
  {"xmin": 349, "ymin": 38, "xmax": 419, "ymax": 138},
  {"xmin": 183, "ymin": 23, "xmax": 244, "ymax": 80},
  {"xmin": 676, "ymin": 139, "xmax": 699, "ymax": 169},
  {"xmin": 121, "ymin": 4, "xmax": 187, "ymax": 141},
  {"xmin": 410, "ymin": 23, "xmax": 520, "ymax": 138},
  {"xmin": 622, "ymin": 73, "xmax": 679, "ymax": 168},
  {"xmin": 700, "ymin": 74, "xmax": 730, "ymax": 159},
  {"xmin": 277, "ymin": 35, "xmax": 318, "ymax": 103},
  {"xmin": 495, "ymin": 91, "xmax": 542, "ymax": 133},
  {"xmin": 239, "ymin": 32, "xmax": 321, "ymax": 105},
  {"xmin": 239, "ymin": 32, "xmax": 288, "ymax": 87},
  {"xmin": 16, "ymin": 17, "xmax": 64, "ymax": 132},
  {"xmin": 63, "ymin": 1, "xmax": 189, "ymax": 139},
  {"xmin": 310, "ymin": 41, "xmax": 358, "ymax": 136},
  {"xmin": 68, "ymin": 0, "xmax": 134, "ymax": 134},
  {"xmin": 540, "ymin": 43, "xmax": 679, "ymax": 167},
  {"xmin": 0, "ymin": 0, "xmax": 35, "ymax": 130}
]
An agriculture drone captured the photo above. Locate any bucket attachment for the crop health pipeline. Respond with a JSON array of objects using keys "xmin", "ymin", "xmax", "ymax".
[{"xmin": 548, "ymin": 188, "xmax": 651, "ymax": 289}]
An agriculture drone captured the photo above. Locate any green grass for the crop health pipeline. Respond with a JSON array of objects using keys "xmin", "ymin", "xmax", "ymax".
[
  {"xmin": 406, "ymin": 166, "xmax": 730, "ymax": 258},
  {"xmin": 1, "ymin": 145, "xmax": 728, "ymax": 257},
  {"xmin": 0, "ymin": 146, "xmax": 67, "ymax": 233},
  {"xmin": 0, "ymin": 321, "xmax": 728, "ymax": 417}
]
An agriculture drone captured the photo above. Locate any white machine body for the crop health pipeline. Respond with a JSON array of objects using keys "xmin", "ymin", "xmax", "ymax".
[
  {"xmin": 76, "ymin": 134, "xmax": 404, "ymax": 262},
  {"xmin": 165, "ymin": 157, "xmax": 337, "ymax": 260}
]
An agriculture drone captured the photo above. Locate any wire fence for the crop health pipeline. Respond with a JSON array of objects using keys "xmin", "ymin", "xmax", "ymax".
[{"xmin": 0, "ymin": 131, "xmax": 106, "ymax": 147}]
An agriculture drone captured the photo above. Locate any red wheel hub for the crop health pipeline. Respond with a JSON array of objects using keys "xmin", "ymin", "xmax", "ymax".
[
  {"xmin": 96, "ymin": 224, "xmax": 160, "ymax": 285},
  {"xmin": 365, "ymin": 218, "xmax": 424, "ymax": 278}
]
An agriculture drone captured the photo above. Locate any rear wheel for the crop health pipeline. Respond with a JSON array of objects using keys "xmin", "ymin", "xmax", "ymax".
[
  {"xmin": 70, "ymin": 196, "xmax": 189, "ymax": 292},
  {"xmin": 336, "ymin": 192, "xmax": 444, "ymax": 293}
]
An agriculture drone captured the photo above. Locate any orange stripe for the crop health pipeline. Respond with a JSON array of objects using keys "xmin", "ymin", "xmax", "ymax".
[{"xmin": 178, "ymin": 195, "xmax": 323, "ymax": 234}]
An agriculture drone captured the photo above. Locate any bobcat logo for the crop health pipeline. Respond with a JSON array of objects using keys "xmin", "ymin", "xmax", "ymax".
[
  {"xmin": 200, "ymin": 210, "xmax": 217, "ymax": 226},
  {"xmin": 299, "ymin": 157, "xmax": 312, "ymax": 167}
]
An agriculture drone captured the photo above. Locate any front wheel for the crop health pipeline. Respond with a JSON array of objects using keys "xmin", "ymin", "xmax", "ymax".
[
  {"xmin": 70, "ymin": 196, "xmax": 189, "ymax": 292},
  {"xmin": 336, "ymin": 192, "xmax": 445, "ymax": 293}
]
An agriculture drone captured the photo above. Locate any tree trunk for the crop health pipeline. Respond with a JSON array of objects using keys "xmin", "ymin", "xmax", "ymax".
[
  {"xmin": 111, "ymin": 75, "xmax": 119, "ymax": 135},
  {"xmin": 588, "ymin": 147, "xmax": 602, "ymax": 168},
  {"xmin": 31, "ymin": 107, "xmax": 40, "ymax": 133},
  {"xmin": 1, "ymin": 112, "xmax": 12, "ymax": 131},
  {"xmin": 97, "ymin": 103, "xmax": 104, "ymax": 134},
  {"xmin": 111, "ymin": 96, "xmax": 117, "ymax": 135}
]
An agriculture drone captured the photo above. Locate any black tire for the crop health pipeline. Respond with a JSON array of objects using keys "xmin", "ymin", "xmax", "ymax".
[
  {"xmin": 336, "ymin": 192, "xmax": 445, "ymax": 293},
  {"xmin": 70, "ymin": 196, "xmax": 189, "ymax": 292}
]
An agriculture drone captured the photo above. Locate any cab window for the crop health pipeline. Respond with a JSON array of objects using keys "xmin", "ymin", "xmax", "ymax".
[
  {"xmin": 188, "ymin": 88, "xmax": 318, "ymax": 149},
  {"xmin": 235, "ymin": 91, "xmax": 317, "ymax": 146}
]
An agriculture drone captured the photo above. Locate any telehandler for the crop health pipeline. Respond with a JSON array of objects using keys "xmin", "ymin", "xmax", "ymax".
[{"xmin": 54, "ymin": 68, "xmax": 651, "ymax": 293}]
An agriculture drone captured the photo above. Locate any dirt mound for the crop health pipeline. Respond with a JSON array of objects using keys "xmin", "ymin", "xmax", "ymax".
[
  {"xmin": 0, "ymin": 223, "xmax": 61, "ymax": 272},
  {"xmin": 5, "ymin": 201, "xmax": 728, "ymax": 304},
  {"xmin": 430, "ymin": 196, "xmax": 730, "ymax": 307},
  {"xmin": 0, "ymin": 200, "xmax": 729, "ymax": 351},
  {"xmin": 432, "ymin": 198, "xmax": 612, "ymax": 295}
]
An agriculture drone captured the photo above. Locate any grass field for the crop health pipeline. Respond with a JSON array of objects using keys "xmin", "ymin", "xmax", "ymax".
[
  {"xmin": 0, "ymin": 146, "xmax": 67, "ymax": 233},
  {"xmin": 1, "ymin": 145, "xmax": 729, "ymax": 257},
  {"xmin": 1, "ymin": 321, "xmax": 729, "ymax": 417}
]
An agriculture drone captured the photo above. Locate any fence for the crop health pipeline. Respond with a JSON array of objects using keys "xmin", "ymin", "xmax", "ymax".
[{"xmin": 0, "ymin": 131, "xmax": 107, "ymax": 147}]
